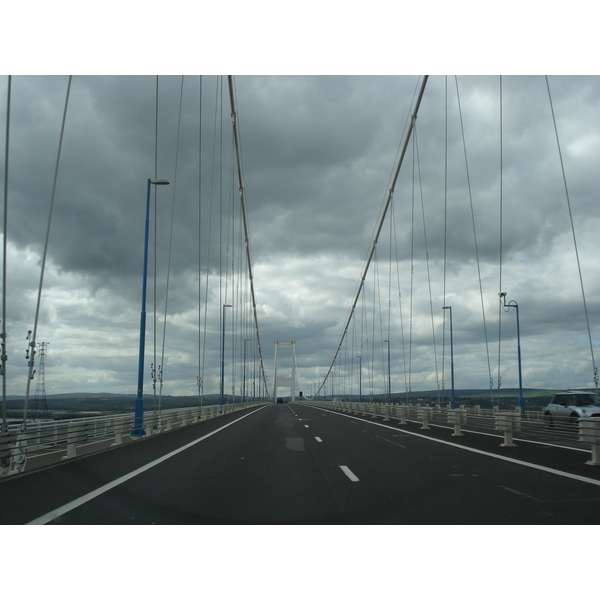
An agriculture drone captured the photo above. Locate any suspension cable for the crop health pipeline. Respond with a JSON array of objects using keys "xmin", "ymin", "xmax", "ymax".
[
  {"xmin": 227, "ymin": 75, "xmax": 270, "ymax": 398},
  {"xmin": 442, "ymin": 75, "xmax": 448, "ymax": 396},
  {"xmin": 496, "ymin": 75, "xmax": 503, "ymax": 405},
  {"xmin": 197, "ymin": 75, "xmax": 203, "ymax": 406},
  {"xmin": 315, "ymin": 76, "xmax": 429, "ymax": 399},
  {"xmin": 152, "ymin": 75, "xmax": 159, "ymax": 413},
  {"xmin": 414, "ymin": 125, "xmax": 441, "ymax": 401},
  {"xmin": 157, "ymin": 75, "xmax": 184, "ymax": 411},
  {"xmin": 545, "ymin": 76, "xmax": 598, "ymax": 393},
  {"xmin": 22, "ymin": 75, "xmax": 72, "ymax": 428},
  {"xmin": 1, "ymin": 76, "xmax": 11, "ymax": 432},
  {"xmin": 454, "ymin": 76, "xmax": 495, "ymax": 405}
]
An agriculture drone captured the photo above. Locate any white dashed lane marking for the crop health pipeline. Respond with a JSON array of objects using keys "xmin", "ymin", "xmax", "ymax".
[{"xmin": 339, "ymin": 465, "xmax": 359, "ymax": 482}]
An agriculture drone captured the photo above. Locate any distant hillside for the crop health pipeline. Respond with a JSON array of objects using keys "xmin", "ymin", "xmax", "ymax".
[
  {"xmin": 2, "ymin": 387, "xmax": 579, "ymax": 418},
  {"xmin": 4, "ymin": 393, "xmax": 224, "ymax": 417}
]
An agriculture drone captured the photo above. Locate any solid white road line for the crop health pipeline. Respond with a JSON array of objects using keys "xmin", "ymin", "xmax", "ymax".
[
  {"xmin": 315, "ymin": 437, "xmax": 323, "ymax": 442},
  {"xmin": 27, "ymin": 405, "xmax": 270, "ymax": 525},
  {"xmin": 340, "ymin": 465, "xmax": 359, "ymax": 482}
]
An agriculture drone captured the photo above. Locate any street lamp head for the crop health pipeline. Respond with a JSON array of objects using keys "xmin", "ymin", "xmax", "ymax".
[
  {"xmin": 224, "ymin": 304, "xmax": 233, "ymax": 308},
  {"xmin": 151, "ymin": 179, "xmax": 170, "ymax": 185},
  {"xmin": 442, "ymin": 306, "xmax": 450, "ymax": 310}
]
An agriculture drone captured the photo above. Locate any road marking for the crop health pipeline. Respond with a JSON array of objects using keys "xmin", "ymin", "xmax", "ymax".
[
  {"xmin": 340, "ymin": 465, "xmax": 359, "ymax": 482},
  {"xmin": 382, "ymin": 438, "xmax": 406, "ymax": 449},
  {"xmin": 27, "ymin": 404, "xmax": 270, "ymax": 525},
  {"xmin": 304, "ymin": 424, "xmax": 309, "ymax": 428},
  {"xmin": 307, "ymin": 405, "xmax": 600, "ymax": 489},
  {"xmin": 315, "ymin": 436, "xmax": 323, "ymax": 442}
]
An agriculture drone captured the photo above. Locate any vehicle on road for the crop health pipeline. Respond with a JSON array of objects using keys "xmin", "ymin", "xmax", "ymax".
[{"xmin": 543, "ymin": 391, "xmax": 600, "ymax": 426}]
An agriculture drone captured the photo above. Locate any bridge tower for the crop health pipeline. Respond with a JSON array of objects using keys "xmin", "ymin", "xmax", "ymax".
[
  {"xmin": 31, "ymin": 342, "xmax": 49, "ymax": 420},
  {"xmin": 273, "ymin": 340, "xmax": 300, "ymax": 403}
]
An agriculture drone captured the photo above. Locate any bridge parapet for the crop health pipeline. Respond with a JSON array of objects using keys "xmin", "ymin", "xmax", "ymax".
[{"xmin": 0, "ymin": 401, "xmax": 268, "ymax": 478}]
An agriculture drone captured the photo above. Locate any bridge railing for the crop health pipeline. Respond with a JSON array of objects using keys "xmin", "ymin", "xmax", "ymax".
[
  {"xmin": 0, "ymin": 401, "xmax": 266, "ymax": 478},
  {"xmin": 303, "ymin": 400, "xmax": 600, "ymax": 465}
]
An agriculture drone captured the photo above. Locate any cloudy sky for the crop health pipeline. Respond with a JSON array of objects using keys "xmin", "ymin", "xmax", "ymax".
[{"xmin": 1, "ymin": 73, "xmax": 599, "ymax": 402}]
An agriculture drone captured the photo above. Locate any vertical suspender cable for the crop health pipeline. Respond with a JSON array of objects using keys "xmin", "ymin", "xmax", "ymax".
[
  {"xmin": 545, "ymin": 76, "xmax": 598, "ymax": 393},
  {"xmin": 200, "ymin": 78, "xmax": 220, "ymax": 401},
  {"xmin": 496, "ymin": 76, "xmax": 503, "ymax": 404},
  {"xmin": 1, "ymin": 76, "xmax": 11, "ymax": 432},
  {"xmin": 442, "ymin": 76, "xmax": 448, "ymax": 395},
  {"xmin": 152, "ymin": 75, "xmax": 159, "ymax": 412},
  {"xmin": 157, "ymin": 75, "xmax": 184, "ymax": 410},
  {"xmin": 227, "ymin": 75, "xmax": 270, "ymax": 398},
  {"xmin": 197, "ymin": 75, "xmax": 203, "ymax": 406},
  {"xmin": 22, "ymin": 75, "xmax": 72, "ymax": 427},
  {"xmin": 414, "ymin": 126, "xmax": 441, "ymax": 401},
  {"xmin": 454, "ymin": 76, "xmax": 495, "ymax": 405},
  {"xmin": 315, "ymin": 75, "xmax": 429, "ymax": 399}
]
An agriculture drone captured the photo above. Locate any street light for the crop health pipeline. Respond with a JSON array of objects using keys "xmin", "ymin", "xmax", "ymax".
[
  {"xmin": 500, "ymin": 292, "xmax": 524, "ymax": 414},
  {"xmin": 383, "ymin": 340, "xmax": 391, "ymax": 404},
  {"xmin": 220, "ymin": 304, "xmax": 233, "ymax": 408},
  {"xmin": 442, "ymin": 306, "xmax": 456, "ymax": 410},
  {"xmin": 132, "ymin": 178, "xmax": 170, "ymax": 438}
]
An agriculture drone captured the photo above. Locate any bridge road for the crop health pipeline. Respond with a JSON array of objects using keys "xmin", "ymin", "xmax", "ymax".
[{"xmin": 2, "ymin": 402, "xmax": 600, "ymax": 524}]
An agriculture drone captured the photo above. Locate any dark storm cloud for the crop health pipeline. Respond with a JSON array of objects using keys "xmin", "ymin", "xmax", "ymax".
[{"xmin": 1, "ymin": 75, "xmax": 599, "ymax": 397}]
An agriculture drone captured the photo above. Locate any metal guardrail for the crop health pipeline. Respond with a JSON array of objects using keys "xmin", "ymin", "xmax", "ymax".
[
  {"xmin": 304, "ymin": 400, "xmax": 600, "ymax": 465},
  {"xmin": 0, "ymin": 401, "xmax": 266, "ymax": 478}
]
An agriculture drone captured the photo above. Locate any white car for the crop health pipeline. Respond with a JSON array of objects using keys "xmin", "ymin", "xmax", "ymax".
[{"xmin": 543, "ymin": 391, "xmax": 600, "ymax": 425}]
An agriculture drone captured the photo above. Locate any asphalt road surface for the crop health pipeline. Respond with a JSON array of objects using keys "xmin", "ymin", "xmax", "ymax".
[{"xmin": 2, "ymin": 402, "xmax": 600, "ymax": 524}]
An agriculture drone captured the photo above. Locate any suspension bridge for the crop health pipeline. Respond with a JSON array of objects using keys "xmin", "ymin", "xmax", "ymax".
[{"xmin": 1, "ymin": 75, "xmax": 600, "ymax": 525}]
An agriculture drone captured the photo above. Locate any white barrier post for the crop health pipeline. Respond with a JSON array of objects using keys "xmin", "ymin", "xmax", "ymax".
[
  {"xmin": 63, "ymin": 421, "xmax": 86, "ymax": 460},
  {"xmin": 383, "ymin": 404, "xmax": 390, "ymax": 422},
  {"xmin": 418, "ymin": 406, "xmax": 432, "ymax": 429},
  {"xmin": 494, "ymin": 412, "xmax": 521, "ymax": 447},
  {"xmin": 448, "ymin": 409, "xmax": 467, "ymax": 436},
  {"xmin": 579, "ymin": 418, "xmax": 600, "ymax": 465},
  {"xmin": 397, "ymin": 405, "xmax": 407, "ymax": 425}
]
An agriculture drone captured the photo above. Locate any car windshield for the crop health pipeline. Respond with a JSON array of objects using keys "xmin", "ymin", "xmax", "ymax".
[{"xmin": 570, "ymin": 394, "xmax": 600, "ymax": 406}]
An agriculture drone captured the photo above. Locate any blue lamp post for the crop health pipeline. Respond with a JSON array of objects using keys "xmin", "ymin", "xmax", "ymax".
[
  {"xmin": 220, "ymin": 304, "xmax": 233, "ymax": 408},
  {"xmin": 500, "ymin": 292, "xmax": 524, "ymax": 414},
  {"xmin": 132, "ymin": 178, "xmax": 170, "ymax": 438},
  {"xmin": 442, "ymin": 306, "xmax": 456, "ymax": 410},
  {"xmin": 383, "ymin": 340, "xmax": 391, "ymax": 404}
]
